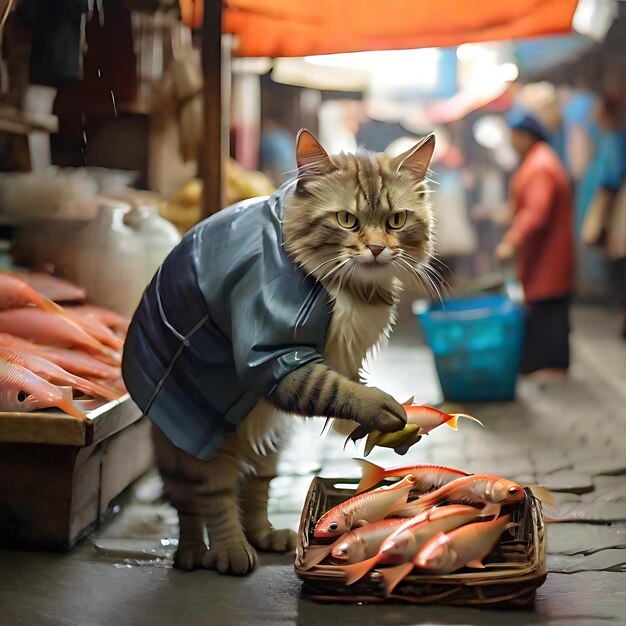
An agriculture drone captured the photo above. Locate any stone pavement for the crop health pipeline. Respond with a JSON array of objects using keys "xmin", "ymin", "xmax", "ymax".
[{"xmin": 0, "ymin": 304, "xmax": 625, "ymax": 626}]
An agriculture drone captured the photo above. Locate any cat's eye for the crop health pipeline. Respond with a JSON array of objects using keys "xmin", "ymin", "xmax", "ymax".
[
  {"xmin": 336, "ymin": 211, "xmax": 358, "ymax": 229},
  {"xmin": 387, "ymin": 211, "xmax": 407, "ymax": 230}
]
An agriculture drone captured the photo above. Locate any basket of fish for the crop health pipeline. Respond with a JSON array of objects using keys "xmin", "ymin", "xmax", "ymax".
[{"xmin": 295, "ymin": 461, "xmax": 548, "ymax": 607}]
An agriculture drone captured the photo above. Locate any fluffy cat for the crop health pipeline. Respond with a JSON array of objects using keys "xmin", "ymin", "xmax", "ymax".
[{"xmin": 147, "ymin": 129, "xmax": 436, "ymax": 575}]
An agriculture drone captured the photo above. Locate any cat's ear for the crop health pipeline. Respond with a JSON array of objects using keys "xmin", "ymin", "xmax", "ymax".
[
  {"xmin": 391, "ymin": 133, "xmax": 436, "ymax": 181},
  {"xmin": 296, "ymin": 129, "xmax": 333, "ymax": 174}
]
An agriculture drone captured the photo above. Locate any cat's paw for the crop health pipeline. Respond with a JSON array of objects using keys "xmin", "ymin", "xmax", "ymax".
[
  {"xmin": 248, "ymin": 528, "xmax": 297, "ymax": 553},
  {"xmin": 202, "ymin": 541, "xmax": 259, "ymax": 575},
  {"xmin": 173, "ymin": 544, "xmax": 208, "ymax": 571},
  {"xmin": 352, "ymin": 386, "xmax": 407, "ymax": 434}
]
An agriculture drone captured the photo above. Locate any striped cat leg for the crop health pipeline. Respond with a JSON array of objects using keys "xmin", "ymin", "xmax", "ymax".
[
  {"xmin": 240, "ymin": 448, "xmax": 297, "ymax": 553},
  {"xmin": 152, "ymin": 424, "xmax": 211, "ymax": 570},
  {"xmin": 152, "ymin": 425, "xmax": 258, "ymax": 574},
  {"xmin": 198, "ymin": 449, "xmax": 259, "ymax": 575},
  {"xmin": 270, "ymin": 362, "xmax": 406, "ymax": 432}
]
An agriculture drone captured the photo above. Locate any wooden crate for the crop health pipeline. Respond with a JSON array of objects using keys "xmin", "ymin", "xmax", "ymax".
[
  {"xmin": 0, "ymin": 396, "xmax": 153, "ymax": 549},
  {"xmin": 295, "ymin": 477, "xmax": 547, "ymax": 607}
]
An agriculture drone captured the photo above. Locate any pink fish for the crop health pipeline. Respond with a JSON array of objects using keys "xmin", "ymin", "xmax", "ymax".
[
  {"xmin": 0, "ymin": 274, "xmax": 64, "ymax": 314},
  {"xmin": 313, "ymin": 475, "xmax": 416, "ymax": 540},
  {"xmin": 404, "ymin": 402, "xmax": 484, "ymax": 436},
  {"xmin": 4, "ymin": 272, "xmax": 85, "ymax": 303},
  {"xmin": 354, "ymin": 459, "xmax": 469, "ymax": 494},
  {"xmin": 62, "ymin": 309, "xmax": 124, "ymax": 351},
  {"xmin": 68, "ymin": 305, "xmax": 129, "ymax": 336},
  {"xmin": 338, "ymin": 505, "xmax": 484, "ymax": 587},
  {"xmin": 0, "ymin": 308, "xmax": 110, "ymax": 358},
  {"xmin": 351, "ymin": 400, "xmax": 484, "ymax": 456},
  {"xmin": 0, "ymin": 357, "xmax": 86, "ymax": 418},
  {"xmin": 0, "ymin": 334, "xmax": 120, "ymax": 380},
  {"xmin": 415, "ymin": 514, "xmax": 514, "ymax": 576},
  {"xmin": 393, "ymin": 474, "xmax": 525, "ymax": 519},
  {"xmin": 0, "ymin": 346, "xmax": 118, "ymax": 401},
  {"xmin": 300, "ymin": 518, "xmax": 406, "ymax": 571}
]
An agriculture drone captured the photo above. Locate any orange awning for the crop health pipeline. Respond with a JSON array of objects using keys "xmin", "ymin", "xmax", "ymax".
[{"xmin": 181, "ymin": 0, "xmax": 579, "ymax": 57}]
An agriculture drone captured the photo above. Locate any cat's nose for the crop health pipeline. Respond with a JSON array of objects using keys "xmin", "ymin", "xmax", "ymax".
[{"xmin": 367, "ymin": 244, "xmax": 386, "ymax": 258}]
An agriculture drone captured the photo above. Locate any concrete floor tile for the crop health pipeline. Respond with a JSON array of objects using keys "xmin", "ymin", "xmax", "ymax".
[{"xmin": 547, "ymin": 522, "xmax": 626, "ymax": 555}]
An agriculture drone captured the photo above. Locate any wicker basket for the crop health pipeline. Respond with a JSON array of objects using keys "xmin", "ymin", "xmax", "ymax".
[{"xmin": 295, "ymin": 477, "xmax": 547, "ymax": 607}]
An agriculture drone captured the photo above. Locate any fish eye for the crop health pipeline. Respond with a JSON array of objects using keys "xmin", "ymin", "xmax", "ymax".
[
  {"xmin": 328, "ymin": 521, "xmax": 339, "ymax": 531},
  {"xmin": 387, "ymin": 211, "xmax": 407, "ymax": 230},
  {"xmin": 508, "ymin": 487, "xmax": 519, "ymax": 495},
  {"xmin": 336, "ymin": 211, "xmax": 358, "ymax": 229}
]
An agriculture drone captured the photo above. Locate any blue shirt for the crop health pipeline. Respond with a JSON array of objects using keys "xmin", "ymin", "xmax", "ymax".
[{"xmin": 121, "ymin": 185, "xmax": 332, "ymax": 459}]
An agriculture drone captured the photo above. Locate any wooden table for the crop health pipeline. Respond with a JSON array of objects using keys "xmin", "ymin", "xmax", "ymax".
[{"xmin": 0, "ymin": 397, "xmax": 154, "ymax": 549}]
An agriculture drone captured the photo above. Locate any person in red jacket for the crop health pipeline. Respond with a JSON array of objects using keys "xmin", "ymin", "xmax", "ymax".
[{"xmin": 496, "ymin": 112, "xmax": 574, "ymax": 381}]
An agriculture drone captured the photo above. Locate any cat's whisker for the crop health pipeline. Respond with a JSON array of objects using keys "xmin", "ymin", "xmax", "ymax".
[
  {"xmin": 305, "ymin": 256, "xmax": 344, "ymax": 279},
  {"xmin": 395, "ymin": 256, "xmax": 444, "ymax": 305},
  {"xmin": 416, "ymin": 265, "xmax": 446, "ymax": 305},
  {"xmin": 319, "ymin": 257, "xmax": 352, "ymax": 285},
  {"xmin": 421, "ymin": 264, "xmax": 451, "ymax": 295}
]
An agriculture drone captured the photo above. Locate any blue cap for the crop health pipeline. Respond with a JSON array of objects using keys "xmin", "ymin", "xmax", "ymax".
[{"xmin": 506, "ymin": 109, "xmax": 548, "ymax": 142}]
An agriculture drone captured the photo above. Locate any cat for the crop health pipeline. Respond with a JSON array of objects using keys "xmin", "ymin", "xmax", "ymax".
[{"xmin": 131, "ymin": 129, "xmax": 436, "ymax": 575}]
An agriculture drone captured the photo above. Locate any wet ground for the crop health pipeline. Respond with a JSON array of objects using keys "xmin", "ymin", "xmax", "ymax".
[{"xmin": 1, "ymin": 304, "xmax": 625, "ymax": 626}]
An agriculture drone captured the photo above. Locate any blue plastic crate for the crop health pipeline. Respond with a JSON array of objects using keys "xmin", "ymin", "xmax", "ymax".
[{"xmin": 415, "ymin": 294, "xmax": 525, "ymax": 402}]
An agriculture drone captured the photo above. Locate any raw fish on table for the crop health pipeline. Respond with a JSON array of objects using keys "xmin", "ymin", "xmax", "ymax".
[
  {"xmin": 0, "ymin": 356, "xmax": 86, "ymax": 418},
  {"xmin": 67, "ymin": 305, "xmax": 129, "ymax": 336},
  {"xmin": 0, "ymin": 308, "xmax": 114, "ymax": 361},
  {"xmin": 0, "ymin": 334, "xmax": 119, "ymax": 380},
  {"xmin": 0, "ymin": 274, "xmax": 66, "ymax": 314},
  {"xmin": 0, "ymin": 346, "xmax": 118, "ymax": 400},
  {"xmin": 4, "ymin": 272, "xmax": 86, "ymax": 302},
  {"xmin": 63, "ymin": 308, "xmax": 124, "ymax": 350}
]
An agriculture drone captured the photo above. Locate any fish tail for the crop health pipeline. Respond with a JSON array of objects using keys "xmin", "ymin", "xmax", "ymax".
[
  {"xmin": 37, "ymin": 294, "xmax": 66, "ymax": 316},
  {"xmin": 354, "ymin": 459, "xmax": 387, "ymax": 494},
  {"xmin": 527, "ymin": 484, "xmax": 556, "ymax": 507},
  {"xmin": 447, "ymin": 413, "xmax": 485, "ymax": 429},
  {"xmin": 445, "ymin": 415, "xmax": 459, "ymax": 430},
  {"xmin": 337, "ymin": 556, "xmax": 379, "ymax": 586},
  {"xmin": 72, "ymin": 375, "xmax": 119, "ymax": 401},
  {"xmin": 379, "ymin": 562, "xmax": 415, "ymax": 596},
  {"xmin": 57, "ymin": 387, "xmax": 87, "ymax": 420}
]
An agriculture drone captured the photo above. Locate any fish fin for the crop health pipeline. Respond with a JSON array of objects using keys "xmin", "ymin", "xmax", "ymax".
[
  {"xmin": 402, "ymin": 395, "xmax": 415, "ymax": 406},
  {"xmin": 354, "ymin": 519, "xmax": 369, "ymax": 528},
  {"xmin": 527, "ymin": 484, "xmax": 556, "ymax": 507},
  {"xmin": 466, "ymin": 559, "xmax": 486, "ymax": 569},
  {"xmin": 300, "ymin": 537, "xmax": 345, "ymax": 570},
  {"xmin": 505, "ymin": 522, "xmax": 520, "ymax": 535},
  {"xmin": 453, "ymin": 413, "xmax": 485, "ymax": 428},
  {"xmin": 338, "ymin": 556, "xmax": 379, "ymax": 586},
  {"xmin": 480, "ymin": 503, "xmax": 501, "ymax": 519},
  {"xmin": 38, "ymin": 296, "xmax": 66, "ymax": 316},
  {"xmin": 57, "ymin": 387, "xmax": 87, "ymax": 420},
  {"xmin": 378, "ymin": 563, "xmax": 414, "ymax": 597},
  {"xmin": 354, "ymin": 459, "xmax": 385, "ymax": 494},
  {"xmin": 445, "ymin": 415, "xmax": 459, "ymax": 430}
]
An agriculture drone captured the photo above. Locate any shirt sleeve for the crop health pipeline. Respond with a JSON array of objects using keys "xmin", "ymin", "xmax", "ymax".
[{"xmin": 504, "ymin": 171, "xmax": 555, "ymax": 249}]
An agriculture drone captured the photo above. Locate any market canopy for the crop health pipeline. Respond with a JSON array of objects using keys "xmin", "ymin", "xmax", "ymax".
[{"xmin": 181, "ymin": 0, "xmax": 580, "ymax": 57}]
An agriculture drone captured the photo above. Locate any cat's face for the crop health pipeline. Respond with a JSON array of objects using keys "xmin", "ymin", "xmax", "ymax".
[{"xmin": 283, "ymin": 130, "xmax": 435, "ymax": 301}]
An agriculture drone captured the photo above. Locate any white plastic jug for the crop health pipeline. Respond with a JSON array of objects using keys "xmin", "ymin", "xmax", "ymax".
[
  {"xmin": 124, "ymin": 204, "xmax": 181, "ymax": 284},
  {"xmin": 76, "ymin": 201, "xmax": 147, "ymax": 317}
]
